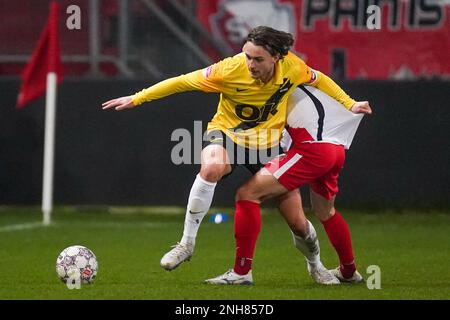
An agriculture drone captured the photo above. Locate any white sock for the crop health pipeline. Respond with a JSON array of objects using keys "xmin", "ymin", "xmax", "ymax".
[
  {"xmin": 180, "ymin": 174, "xmax": 217, "ymax": 247},
  {"xmin": 291, "ymin": 220, "xmax": 321, "ymax": 265}
]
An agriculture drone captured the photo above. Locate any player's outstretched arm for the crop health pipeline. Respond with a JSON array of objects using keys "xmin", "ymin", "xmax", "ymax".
[
  {"xmin": 102, "ymin": 95, "xmax": 135, "ymax": 111},
  {"xmin": 350, "ymin": 101, "xmax": 372, "ymax": 114}
]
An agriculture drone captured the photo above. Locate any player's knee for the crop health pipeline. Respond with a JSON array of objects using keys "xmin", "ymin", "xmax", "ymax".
[
  {"xmin": 200, "ymin": 164, "xmax": 229, "ymax": 182},
  {"xmin": 235, "ymin": 185, "xmax": 247, "ymax": 201},
  {"xmin": 235, "ymin": 184, "xmax": 253, "ymax": 201},
  {"xmin": 313, "ymin": 206, "xmax": 335, "ymax": 222}
]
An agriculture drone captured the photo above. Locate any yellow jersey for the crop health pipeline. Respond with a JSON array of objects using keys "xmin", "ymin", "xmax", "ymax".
[{"xmin": 132, "ymin": 52, "xmax": 355, "ymax": 149}]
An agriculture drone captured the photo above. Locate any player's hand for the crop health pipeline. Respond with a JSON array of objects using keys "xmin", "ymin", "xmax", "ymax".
[
  {"xmin": 350, "ymin": 101, "xmax": 372, "ymax": 115},
  {"xmin": 102, "ymin": 96, "xmax": 135, "ymax": 111}
]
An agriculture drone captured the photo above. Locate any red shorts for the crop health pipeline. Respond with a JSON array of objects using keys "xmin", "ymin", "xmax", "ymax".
[{"xmin": 265, "ymin": 143, "xmax": 345, "ymax": 200}]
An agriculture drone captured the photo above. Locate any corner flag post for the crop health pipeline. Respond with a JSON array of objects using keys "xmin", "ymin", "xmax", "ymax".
[
  {"xmin": 42, "ymin": 71, "xmax": 58, "ymax": 225},
  {"xmin": 42, "ymin": 1, "xmax": 61, "ymax": 226}
]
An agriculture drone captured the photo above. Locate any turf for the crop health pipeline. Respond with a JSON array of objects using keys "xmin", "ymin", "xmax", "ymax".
[{"xmin": 0, "ymin": 206, "xmax": 449, "ymax": 300}]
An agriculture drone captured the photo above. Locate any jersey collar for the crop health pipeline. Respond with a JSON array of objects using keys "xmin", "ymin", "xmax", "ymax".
[{"xmin": 273, "ymin": 59, "xmax": 284, "ymax": 85}]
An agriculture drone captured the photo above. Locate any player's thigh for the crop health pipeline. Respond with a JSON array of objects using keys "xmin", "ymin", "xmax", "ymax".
[
  {"xmin": 310, "ymin": 189, "xmax": 336, "ymax": 221},
  {"xmin": 236, "ymin": 168, "xmax": 288, "ymax": 202},
  {"xmin": 200, "ymin": 144, "xmax": 232, "ymax": 181},
  {"xmin": 264, "ymin": 149, "xmax": 315, "ymax": 190}
]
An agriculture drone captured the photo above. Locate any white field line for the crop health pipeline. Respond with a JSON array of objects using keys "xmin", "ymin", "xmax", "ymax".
[
  {"xmin": 0, "ymin": 222, "xmax": 45, "ymax": 232},
  {"xmin": 0, "ymin": 221, "xmax": 178, "ymax": 232}
]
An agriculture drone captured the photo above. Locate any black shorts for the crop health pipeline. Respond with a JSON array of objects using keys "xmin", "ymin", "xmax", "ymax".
[{"xmin": 203, "ymin": 130, "xmax": 283, "ymax": 177}]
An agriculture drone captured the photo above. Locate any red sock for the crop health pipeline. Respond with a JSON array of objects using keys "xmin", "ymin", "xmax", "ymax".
[
  {"xmin": 321, "ymin": 210, "xmax": 356, "ymax": 279},
  {"xmin": 233, "ymin": 200, "xmax": 261, "ymax": 275}
]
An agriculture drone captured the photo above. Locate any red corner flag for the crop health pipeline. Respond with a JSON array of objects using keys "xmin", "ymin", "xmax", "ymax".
[{"xmin": 16, "ymin": 1, "xmax": 63, "ymax": 108}]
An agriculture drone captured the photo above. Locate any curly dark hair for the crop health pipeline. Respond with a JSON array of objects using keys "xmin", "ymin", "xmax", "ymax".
[{"xmin": 245, "ymin": 26, "xmax": 294, "ymax": 58}]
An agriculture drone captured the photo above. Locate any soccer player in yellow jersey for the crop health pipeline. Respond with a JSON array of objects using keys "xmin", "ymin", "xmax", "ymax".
[{"xmin": 102, "ymin": 26, "xmax": 370, "ymax": 284}]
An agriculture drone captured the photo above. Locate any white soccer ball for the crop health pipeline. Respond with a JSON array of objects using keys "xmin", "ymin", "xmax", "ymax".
[{"xmin": 56, "ymin": 245, "xmax": 98, "ymax": 285}]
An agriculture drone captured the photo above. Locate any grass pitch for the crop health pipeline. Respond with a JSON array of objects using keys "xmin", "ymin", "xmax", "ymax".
[{"xmin": 0, "ymin": 206, "xmax": 449, "ymax": 300}]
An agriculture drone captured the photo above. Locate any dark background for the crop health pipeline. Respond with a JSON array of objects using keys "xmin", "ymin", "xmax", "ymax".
[{"xmin": 1, "ymin": 79, "xmax": 449, "ymax": 209}]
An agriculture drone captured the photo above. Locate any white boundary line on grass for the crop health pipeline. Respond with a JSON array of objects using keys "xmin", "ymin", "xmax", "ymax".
[
  {"xmin": 0, "ymin": 221, "xmax": 180, "ymax": 232},
  {"xmin": 0, "ymin": 222, "xmax": 46, "ymax": 232}
]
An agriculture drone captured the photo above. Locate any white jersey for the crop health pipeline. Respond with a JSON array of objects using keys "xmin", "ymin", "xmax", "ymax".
[{"xmin": 283, "ymin": 85, "xmax": 364, "ymax": 150}]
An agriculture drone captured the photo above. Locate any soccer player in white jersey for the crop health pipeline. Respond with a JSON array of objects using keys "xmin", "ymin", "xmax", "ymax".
[{"xmin": 205, "ymin": 85, "xmax": 372, "ymax": 285}]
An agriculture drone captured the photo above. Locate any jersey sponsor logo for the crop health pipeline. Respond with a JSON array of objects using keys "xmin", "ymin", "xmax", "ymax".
[
  {"xmin": 232, "ymin": 78, "xmax": 293, "ymax": 131},
  {"xmin": 236, "ymin": 88, "xmax": 248, "ymax": 92}
]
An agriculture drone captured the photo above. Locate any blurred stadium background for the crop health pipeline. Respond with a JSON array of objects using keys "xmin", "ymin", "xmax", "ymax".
[
  {"xmin": 1, "ymin": 0, "xmax": 449, "ymax": 208},
  {"xmin": 0, "ymin": 0, "xmax": 449, "ymax": 300}
]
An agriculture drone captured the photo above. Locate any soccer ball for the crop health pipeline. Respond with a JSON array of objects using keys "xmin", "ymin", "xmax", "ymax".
[{"xmin": 56, "ymin": 245, "xmax": 98, "ymax": 285}]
